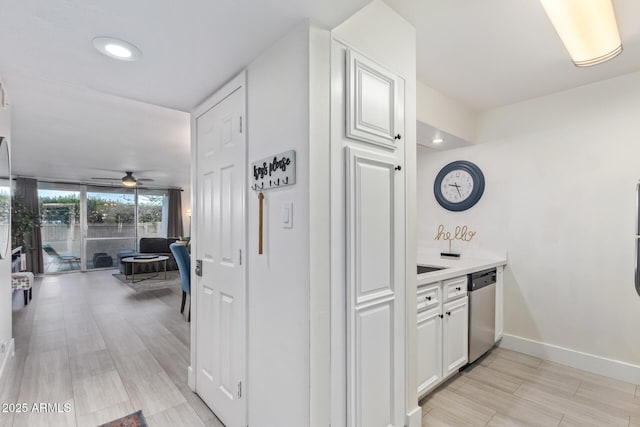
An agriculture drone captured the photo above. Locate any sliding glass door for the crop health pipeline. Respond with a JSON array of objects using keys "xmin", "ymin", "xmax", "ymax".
[
  {"xmin": 85, "ymin": 186, "xmax": 137, "ymax": 270},
  {"xmin": 39, "ymin": 183, "xmax": 81, "ymax": 272},
  {"xmin": 37, "ymin": 183, "xmax": 170, "ymax": 273}
]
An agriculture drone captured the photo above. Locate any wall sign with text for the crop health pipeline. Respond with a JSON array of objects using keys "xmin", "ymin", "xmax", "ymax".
[{"xmin": 251, "ymin": 150, "xmax": 296, "ymax": 191}]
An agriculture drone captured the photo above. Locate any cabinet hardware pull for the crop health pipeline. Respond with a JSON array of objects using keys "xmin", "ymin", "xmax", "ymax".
[
  {"xmin": 395, "ymin": 165, "xmax": 402, "ymax": 171},
  {"xmin": 446, "ymin": 311, "xmax": 451, "ymax": 316},
  {"xmin": 425, "ymin": 296, "xmax": 431, "ymax": 301},
  {"xmin": 438, "ymin": 314, "xmax": 443, "ymax": 318},
  {"xmin": 455, "ymin": 286, "xmax": 461, "ymax": 291},
  {"xmin": 394, "ymin": 134, "xmax": 402, "ymax": 140}
]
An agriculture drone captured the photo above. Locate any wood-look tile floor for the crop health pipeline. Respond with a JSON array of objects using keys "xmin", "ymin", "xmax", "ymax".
[
  {"xmin": 421, "ymin": 347, "xmax": 640, "ymax": 427},
  {"xmin": 1, "ymin": 270, "xmax": 223, "ymax": 427}
]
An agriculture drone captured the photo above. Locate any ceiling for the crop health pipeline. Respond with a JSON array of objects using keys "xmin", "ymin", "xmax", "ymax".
[
  {"xmin": 386, "ymin": 0, "xmax": 640, "ymax": 111},
  {"xmin": 1, "ymin": 0, "xmax": 640, "ymax": 186},
  {"xmin": 417, "ymin": 121, "xmax": 471, "ymax": 152},
  {"xmin": 0, "ymin": 0, "xmax": 369, "ymax": 187}
]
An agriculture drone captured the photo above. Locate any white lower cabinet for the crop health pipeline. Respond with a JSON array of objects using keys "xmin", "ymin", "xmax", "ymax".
[
  {"xmin": 417, "ymin": 307, "xmax": 442, "ymax": 396},
  {"xmin": 443, "ymin": 296, "xmax": 469, "ymax": 377},
  {"xmin": 417, "ymin": 278, "xmax": 469, "ymax": 398}
]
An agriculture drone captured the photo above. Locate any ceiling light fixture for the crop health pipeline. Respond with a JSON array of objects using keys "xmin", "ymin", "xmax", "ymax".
[
  {"xmin": 93, "ymin": 37, "xmax": 142, "ymax": 61},
  {"xmin": 121, "ymin": 172, "xmax": 137, "ymax": 187},
  {"xmin": 432, "ymin": 138, "xmax": 444, "ymax": 144},
  {"xmin": 540, "ymin": 0, "xmax": 622, "ymax": 67}
]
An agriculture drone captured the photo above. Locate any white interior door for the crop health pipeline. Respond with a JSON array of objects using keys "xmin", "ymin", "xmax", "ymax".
[{"xmin": 195, "ymin": 83, "xmax": 246, "ymax": 427}]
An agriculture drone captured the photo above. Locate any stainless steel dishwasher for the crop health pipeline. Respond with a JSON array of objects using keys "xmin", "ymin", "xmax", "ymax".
[{"xmin": 468, "ymin": 268, "xmax": 496, "ymax": 364}]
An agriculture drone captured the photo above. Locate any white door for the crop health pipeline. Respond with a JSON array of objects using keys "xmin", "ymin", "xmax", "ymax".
[
  {"xmin": 443, "ymin": 297, "xmax": 468, "ymax": 378},
  {"xmin": 346, "ymin": 145, "xmax": 404, "ymax": 427},
  {"xmin": 195, "ymin": 84, "xmax": 246, "ymax": 427},
  {"xmin": 417, "ymin": 308, "xmax": 442, "ymax": 396}
]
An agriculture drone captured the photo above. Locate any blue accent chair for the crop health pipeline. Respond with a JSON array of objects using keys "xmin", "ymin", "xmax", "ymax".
[{"xmin": 170, "ymin": 243, "xmax": 191, "ymax": 322}]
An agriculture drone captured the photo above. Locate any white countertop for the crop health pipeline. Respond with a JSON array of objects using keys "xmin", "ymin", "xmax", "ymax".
[{"xmin": 417, "ymin": 255, "xmax": 507, "ymax": 286}]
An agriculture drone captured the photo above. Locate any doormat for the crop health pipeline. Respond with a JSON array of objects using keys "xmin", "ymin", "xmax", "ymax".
[
  {"xmin": 112, "ymin": 270, "xmax": 181, "ymax": 292},
  {"xmin": 98, "ymin": 410, "xmax": 148, "ymax": 427}
]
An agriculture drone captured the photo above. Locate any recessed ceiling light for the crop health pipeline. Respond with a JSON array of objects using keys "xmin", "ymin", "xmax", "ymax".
[
  {"xmin": 432, "ymin": 138, "xmax": 444, "ymax": 144},
  {"xmin": 93, "ymin": 37, "xmax": 142, "ymax": 61}
]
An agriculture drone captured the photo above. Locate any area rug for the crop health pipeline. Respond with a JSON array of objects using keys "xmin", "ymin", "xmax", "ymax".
[
  {"xmin": 98, "ymin": 409, "xmax": 148, "ymax": 427},
  {"xmin": 112, "ymin": 270, "xmax": 182, "ymax": 292}
]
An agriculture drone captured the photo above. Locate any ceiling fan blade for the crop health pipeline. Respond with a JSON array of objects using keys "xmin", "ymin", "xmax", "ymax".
[
  {"xmin": 137, "ymin": 178, "xmax": 155, "ymax": 182},
  {"xmin": 90, "ymin": 177, "xmax": 119, "ymax": 180}
]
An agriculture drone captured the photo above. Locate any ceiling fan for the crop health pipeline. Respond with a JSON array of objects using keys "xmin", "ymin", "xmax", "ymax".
[{"xmin": 90, "ymin": 171, "xmax": 155, "ymax": 187}]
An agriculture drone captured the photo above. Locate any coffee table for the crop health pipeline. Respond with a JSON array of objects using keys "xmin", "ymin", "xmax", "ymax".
[{"xmin": 121, "ymin": 255, "xmax": 169, "ymax": 283}]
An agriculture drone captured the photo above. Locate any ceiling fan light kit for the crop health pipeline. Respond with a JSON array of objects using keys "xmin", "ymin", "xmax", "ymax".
[
  {"xmin": 121, "ymin": 171, "xmax": 137, "ymax": 187},
  {"xmin": 540, "ymin": 0, "xmax": 622, "ymax": 67}
]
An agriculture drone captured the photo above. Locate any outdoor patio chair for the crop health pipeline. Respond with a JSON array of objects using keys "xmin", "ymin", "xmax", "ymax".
[{"xmin": 43, "ymin": 243, "xmax": 81, "ymax": 271}]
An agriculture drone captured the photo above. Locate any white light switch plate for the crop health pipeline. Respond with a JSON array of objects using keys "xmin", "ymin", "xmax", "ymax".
[{"xmin": 282, "ymin": 202, "xmax": 293, "ymax": 228}]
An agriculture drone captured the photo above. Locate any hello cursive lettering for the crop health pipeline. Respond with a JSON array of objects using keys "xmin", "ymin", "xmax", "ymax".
[{"xmin": 434, "ymin": 224, "xmax": 476, "ymax": 252}]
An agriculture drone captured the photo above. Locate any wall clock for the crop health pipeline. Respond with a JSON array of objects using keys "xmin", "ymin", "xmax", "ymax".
[{"xmin": 434, "ymin": 160, "xmax": 485, "ymax": 211}]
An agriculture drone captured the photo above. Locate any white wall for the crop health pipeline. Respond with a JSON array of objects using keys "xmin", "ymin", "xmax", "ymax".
[
  {"xmin": 417, "ymin": 71, "xmax": 640, "ymax": 374},
  {"xmin": 308, "ymin": 25, "xmax": 332, "ymax": 427},
  {"xmin": 246, "ymin": 22, "xmax": 313, "ymax": 427},
  {"xmin": 331, "ymin": 2, "xmax": 420, "ymax": 425},
  {"xmin": 417, "ymin": 80, "xmax": 477, "ymax": 143},
  {"xmin": 0, "ymin": 80, "xmax": 12, "ymax": 380}
]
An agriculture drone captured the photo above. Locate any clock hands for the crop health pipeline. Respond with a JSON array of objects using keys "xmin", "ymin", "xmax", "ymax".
[{"xmin": 449, "ymin": 183, "xmax": 462, "ymax": 198}]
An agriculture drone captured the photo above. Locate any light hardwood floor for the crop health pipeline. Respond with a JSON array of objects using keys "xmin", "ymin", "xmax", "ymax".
[
  {"xmin": 6, "ymin": 270, "xmax": 639, "ymax": 427},
  {"xmin": 1, "ymin": 270, "xmax": 223, "ymax": 427},
  {"xmin": 421, "ymin": 347, "xmax": 640, "ymax": 427}
]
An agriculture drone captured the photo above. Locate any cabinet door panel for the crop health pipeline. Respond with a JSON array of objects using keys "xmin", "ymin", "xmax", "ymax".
[
  {"xmin": 346, "ymin": 145, "xmax": 403, "ymax": 427},
  {"xmin": 417, "ymin": 309, "xmax": 442, "ymax": 396},
  {"xmin": 443, "ymin": 296, "xmax": 469, "ymax": 378},
  {"xmin": 347, "ymin": 49, "xmax": 404, "ymax": 150}
]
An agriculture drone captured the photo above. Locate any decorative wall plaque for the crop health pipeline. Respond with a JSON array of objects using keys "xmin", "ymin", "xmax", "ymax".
[{"xmin": 251, "ymin": 150, "xmax": 296, "ymax": 191}]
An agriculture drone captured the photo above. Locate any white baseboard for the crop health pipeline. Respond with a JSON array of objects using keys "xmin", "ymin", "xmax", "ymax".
[
  {"xmin": 499, "ymin": 334, "xmax": 640, "ymax": 384},
  {"xmin": 406, "ymin": 406, "xmax": 422, "ymax": 427},
  {"xmin": 0, "ymin": 338, "xmax": 15, "ymax": 382},
  {"xmin": 187, "ymin": 365, "xmax": 195, "ymax": 391}
]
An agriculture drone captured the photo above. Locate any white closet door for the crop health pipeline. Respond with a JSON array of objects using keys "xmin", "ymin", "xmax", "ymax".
[
  {"xmin": 195, "ymin": 84, "xmax": 246, "ymax": 427},
  {"xmin": 346, "ymin": 50, "xmax": 404, "ymax": 150},
  {"xmin": 346, "ymin": 145, "xmax": 403, "ymax": 427}
]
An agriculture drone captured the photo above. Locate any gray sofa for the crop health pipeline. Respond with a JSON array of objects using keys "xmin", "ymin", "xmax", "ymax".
[{"xmin": 118, "ymin": 238, "xmax": 179, "ymax": 274}]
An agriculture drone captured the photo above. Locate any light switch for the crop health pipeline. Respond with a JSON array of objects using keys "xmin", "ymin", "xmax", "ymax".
[{"xmin": 282, "ymin": 202, "xmax": 293, "ymax": 228}]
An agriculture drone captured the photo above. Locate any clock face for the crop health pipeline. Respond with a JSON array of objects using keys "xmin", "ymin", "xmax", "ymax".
[
  {"xmin": 433, "ymin": 160, "xmax": 485, "ymax": 211},
  {"xmin": 440, "ymin": 170, "xmax": 474, "ymax": 203}
]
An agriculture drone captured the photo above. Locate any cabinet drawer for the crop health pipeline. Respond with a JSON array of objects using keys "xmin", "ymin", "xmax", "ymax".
[
  {"xmin": 417, "ymin": 284, "xmax": 440, "ymax": 312},
  {"xmin": 444, "ymin": 277, "xmax": 467, "ymax": 302}
]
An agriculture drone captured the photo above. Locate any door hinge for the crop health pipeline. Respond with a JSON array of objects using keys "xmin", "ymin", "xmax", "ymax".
[
  {"xmin": 238, "ymin": 381, "xmax": 242, "ymax": 398},
  {"xmin": 239, "ymin": 116, "xmax": 243, "ymax": 133},
  {"xmin": 239, "ymin": 249, "xmax": 242, "ymax": 266}
]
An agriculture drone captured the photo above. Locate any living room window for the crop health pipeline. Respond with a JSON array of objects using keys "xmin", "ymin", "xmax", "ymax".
[
  {"xmin": 37, "ymin": 182, "xmax": 171, "ymax": 273},
  {"xmin": 137, "ymin": 189, "xmax": 169, "ymax": 239}
]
